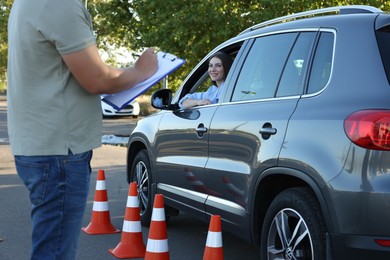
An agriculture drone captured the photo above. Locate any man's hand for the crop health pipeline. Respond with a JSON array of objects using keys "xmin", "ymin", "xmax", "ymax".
[{"xmin": 134, "ymin": 48, "xmax": 158, "ymax": 80}]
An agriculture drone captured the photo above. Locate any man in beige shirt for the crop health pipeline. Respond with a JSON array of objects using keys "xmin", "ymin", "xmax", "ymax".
[{"xmin": 7, "ymin": 0, "xmax": 157, "ymax": 259}]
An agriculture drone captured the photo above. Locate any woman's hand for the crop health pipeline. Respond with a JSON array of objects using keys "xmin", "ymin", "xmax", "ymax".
[{"xmin": 197, "ymin": 99, "xmax": 212, "ymax": 106}]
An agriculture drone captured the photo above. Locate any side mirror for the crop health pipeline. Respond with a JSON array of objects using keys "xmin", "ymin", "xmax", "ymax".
[{"xmin": 151, "ymin": 89, "xmax": 173, "ymax": 110}]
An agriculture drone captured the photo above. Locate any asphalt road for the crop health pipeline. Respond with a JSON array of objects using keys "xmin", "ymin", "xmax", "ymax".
[{"xmin": 0, "ymin": 95, "xmax": 259, "ymax": 259}]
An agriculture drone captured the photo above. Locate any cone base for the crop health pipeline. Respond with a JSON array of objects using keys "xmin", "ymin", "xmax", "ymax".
[
  {"xmin": 203, "ymin": 247, "xmax": 224, "ymax": 260},
  {"xmin": 108, "ymin": 242, "xmax": 146, "ymax": 259},
  {"xmin": 81, "ymin": 223, "xmax": 120, "ymax": 235},
  {"xmin": 144, "ymin": 251, "xmax": 170, "ymax": 260}
]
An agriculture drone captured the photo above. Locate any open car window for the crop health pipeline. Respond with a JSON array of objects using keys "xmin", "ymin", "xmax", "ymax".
[
  {"xmin": 188, "ymin": 72, "xmax": 212, "ymax": 94},
  {"xmin": 174, "ymin": 42, "xmax": 244, "ymax": 107}
]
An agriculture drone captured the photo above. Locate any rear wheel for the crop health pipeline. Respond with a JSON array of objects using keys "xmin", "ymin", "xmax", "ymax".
[
  {"xmin": 260, "ymin": 187, "xmax": 326, "ymax": 260},
  {"xmin": 130, "ymin": 149, "xmax": 153, "ymax": 226}
]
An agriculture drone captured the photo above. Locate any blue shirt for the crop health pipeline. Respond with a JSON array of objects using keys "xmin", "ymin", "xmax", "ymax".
[{"xmin": 178, "ymin": 83, "xmax": 224, "ymax": 109}]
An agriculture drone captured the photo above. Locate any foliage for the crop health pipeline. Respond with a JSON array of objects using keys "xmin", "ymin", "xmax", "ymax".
[
  {"xmin": 0, "ymin": 0, "xmax": 390, "ymax": 93},
  {"xmin": 88, "ymin": 0, "xmax": 137, "ymax": 53},
  {"xmin": 0, "ymin": 0, "xmax": 12, "ymax": 91},
  {"xmin": 119, "ymin": 0, "xmax": 390, "ymax": 91}
]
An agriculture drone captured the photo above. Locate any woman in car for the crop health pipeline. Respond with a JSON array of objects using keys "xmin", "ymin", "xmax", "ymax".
[{"xmin": 178, "ymin": 51, "xmax": 233, "ymax": 109}]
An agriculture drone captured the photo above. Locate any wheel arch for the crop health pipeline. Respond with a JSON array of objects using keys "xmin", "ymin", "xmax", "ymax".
[
  {"xmin": 251, "ymin": 167, "xmax": 334, "ymax": 245},
  {"xmin": 126, "ymin": 137, "xmax": 153, "ymax": 183}
]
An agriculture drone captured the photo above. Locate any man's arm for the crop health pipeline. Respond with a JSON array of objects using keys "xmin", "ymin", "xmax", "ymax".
[{"xmin": 62, "ymin": 45, "xmax": 158, "ymax": 95}]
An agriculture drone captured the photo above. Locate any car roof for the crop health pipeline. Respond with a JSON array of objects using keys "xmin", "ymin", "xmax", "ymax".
[
  {"xmin": 239, "ymin": 5, "xmax": 382, "ymax": 35},
  {"xmin": 207, "ymin": 5, "xmax": 385, "ymax": 56},
  {"xmin": 181, "ymin": 5, "xmax": 388, "ymax": 92}
]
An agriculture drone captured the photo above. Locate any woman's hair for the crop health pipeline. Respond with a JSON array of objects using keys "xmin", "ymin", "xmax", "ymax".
[{"xmin": 208, "ymin": 51, "xmax": 234, "ymax": 81}]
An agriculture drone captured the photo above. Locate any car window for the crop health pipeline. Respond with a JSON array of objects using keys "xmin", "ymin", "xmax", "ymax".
[
  {"xmin": 376, "ymin": 26, "xmax": 390, "ymax": 84},
  {"xmin": 175, "ymin": 43, "xmax": 243, "ymax": 107},
  {"xmin": 276, "ymin": 32, "xmax": 317, "ymax": 97},
  {"xmin": 307, "ymin": 32, "xmax": 334, "ymax": 94},
  {"xmin": 188, "ymin": 71, "xmax": 212, "ymax": 94},
  {"xmin": 231, "ymin": 33, "xmax": 298, "ymax": 102}
]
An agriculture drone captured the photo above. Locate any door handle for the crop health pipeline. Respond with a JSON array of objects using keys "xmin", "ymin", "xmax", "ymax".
[
  {"xmin": 259, "ymin": 128, "xmax": 277, "ymax": 135},
  {"xmin": 195, "ymin": 123, "xmax": 208, "ymax": 137},
  {"xmin": 259, "ymin": 123, "xmax": 277, "ymax": 140}
]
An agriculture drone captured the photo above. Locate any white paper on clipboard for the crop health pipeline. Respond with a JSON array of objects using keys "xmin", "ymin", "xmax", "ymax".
[{"xmin": 102, "ymin": 51, "xmax": 185, "ymax": 110}]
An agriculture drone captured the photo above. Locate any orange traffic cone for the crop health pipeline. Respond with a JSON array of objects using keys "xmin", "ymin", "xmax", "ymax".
[
  {"xmin": 145, "ymin": 194, "xmax": 169, "ymax": 260},
  {"xmin": 203, "ymin": 215, "xmax": 224, "ymax": 260},
  {"xmin": 82, "ymin": 169, "xmax": 120, "ymax": 235},
  {"xmin": 109, "ymin": 182, "xmax": 146, "ymax": 258}
]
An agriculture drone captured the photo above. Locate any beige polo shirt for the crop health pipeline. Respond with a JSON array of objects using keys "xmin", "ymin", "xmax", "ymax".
[{"xmin": 7, "ymin": 0, "xmax": 102, "ymax": 155}]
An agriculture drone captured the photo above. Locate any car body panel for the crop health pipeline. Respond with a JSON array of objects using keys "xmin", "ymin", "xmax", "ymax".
[
  {"xmin": 204, "ymin": 98, "xmax": 299, "ymax": 239},
  {"xmin": 279, "ymin": 13, "xmax": 390, "ymax": 236},
  {"xmin": 127, "ymin": 7, "xmax": 390, "ymax": 258},
  {"xmin": 101, "ymin": 98, "xmax": 140, "ymax": 117},
  {"xmin": 155, "ymin": 106, "xmax": 218, "ymax": 216}
]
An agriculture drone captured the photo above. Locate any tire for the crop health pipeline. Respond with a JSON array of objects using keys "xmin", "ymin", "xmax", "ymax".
[
  {"xmin": 129, "ymin": 149, "xmax": 153, "ymax": 226},
  {"xmin": 260, "ymin": 187, "xmax": 326, "ymax": 260}
]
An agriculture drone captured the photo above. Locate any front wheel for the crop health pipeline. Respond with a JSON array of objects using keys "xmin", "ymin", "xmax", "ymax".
[
  {"xmin": 260, "ymin": 187, "xmax": 326, "ymax": 260},
  {"xmin": 129, "ymin": 149, "xmax": 153, "ymax": 226}
]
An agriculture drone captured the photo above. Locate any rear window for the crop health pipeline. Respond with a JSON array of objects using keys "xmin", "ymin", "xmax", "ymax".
[
  {"xmin": 307, "ymin": 32, "xmax": 334, "ymax": 94},
  {"xmin": 376, "ymin": 27, "xmax": 390, "ymax": 84}
]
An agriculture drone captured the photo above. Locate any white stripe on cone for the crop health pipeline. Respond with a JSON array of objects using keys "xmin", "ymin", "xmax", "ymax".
[
  {"xmin": 92, "ymin": 201, "xmax": 109, "ymax": 211},
  {"xmin": 126, "ymin": 195, "xmax": 139, "ymax": 208},
  {"xmin": 122, "ymin": 220, "xmax": 142, "ymax": 233},
  {"xmin": 151, "ymin": 208, "xmax": 165, "ymax": 221},
  {"xmin": 95, "ymin": 180, "xmax": 106, "ymax": 190},
  {"xmin": 146, "ymin": 238, "xmax": 169, "ymax": 253},
  {"xmin": 206, "ymin": 231, "xmax": 223, "ymax": 248}
]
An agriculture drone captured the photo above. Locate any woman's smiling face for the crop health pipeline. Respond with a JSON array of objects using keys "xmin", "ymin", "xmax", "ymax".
[{"xmin": 208, "ymin": 57, "xmax": 225, "ymax": 86}]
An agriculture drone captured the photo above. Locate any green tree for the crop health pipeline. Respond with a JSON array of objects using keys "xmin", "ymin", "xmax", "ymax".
[
  {"xmin": 88, "ymin": 0, "xmax": 138, "ymax": 60},
  {"xmin": 1, "ymin": 1, "xmax": 390, "ymax": 93},
  {"xmin": 0, "ymin": 0, "xmax": 12, "ymax": 92},
  {"xmin": 129, "ymin": 0, "xmax": 253, "ymax": 91},
  {"xmin": 123, "ymin": 0, "xmax": 390, "ymax": 91}
]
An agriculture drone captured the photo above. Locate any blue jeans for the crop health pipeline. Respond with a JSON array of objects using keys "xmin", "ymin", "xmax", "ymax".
[{"xmin": 15, "ymin": 150, "xmax": 92, "ymax": 260}]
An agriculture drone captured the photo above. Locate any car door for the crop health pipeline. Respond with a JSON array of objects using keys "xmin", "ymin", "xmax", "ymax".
[
  {"xmin": 155, "ymin": 105, "xmax": 217, "ymax": 218},
  {"xmin": 155, "ymin": 43, "xmax": 244, "ymax": 219},
  {"xmin": 203, "ymin": 31, "xmax": 320, "ymax": 237}
]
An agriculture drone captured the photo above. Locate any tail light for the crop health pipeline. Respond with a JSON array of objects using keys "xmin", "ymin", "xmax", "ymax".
[
  {"xmin": 375, "ymin": 239, "xmax": 390, "ymax": 247},
  {"xmin": 344, "ymin": 110, "xmax": 390, "ymax": 151}
]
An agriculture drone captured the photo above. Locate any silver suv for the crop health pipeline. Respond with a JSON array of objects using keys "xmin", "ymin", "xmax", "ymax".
[{"xmin": 127, "ymin": 5, "xmax": 390, "ymax": 259}]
